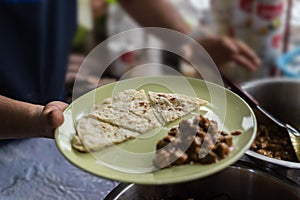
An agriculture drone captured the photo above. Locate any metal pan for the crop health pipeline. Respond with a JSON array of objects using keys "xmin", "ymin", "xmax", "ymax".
[
  {"xmin": 242, "ymin": 78, "xmax": 300, "ymax": 169},
  {"xmin": 105, "ymin": 161, "xmax": 300, "ymax": 200}
]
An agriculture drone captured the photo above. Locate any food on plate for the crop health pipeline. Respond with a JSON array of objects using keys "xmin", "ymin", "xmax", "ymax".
[
  {"xmin": 148, "ymin": 91, "xmax": 207, "ymax": 125},
  {"xmin": 90, "ymin": 89, "xmax": 161, "ymax": 134},
  {"xmin": 231, "ymin": 130, "xmax": 242, "ymax": 136},
  {"xmin": 72, "ymin": 116, "xmax": 139, "ymax": 152},
  {"xmin": 251, "ymin": 123, "xmax": 298, "ymax": 162},
  {"xmin": 72, "ymin": 89, "xmax": 207, "ymax": 152},
  {"xmin": 153, "ymin": 115, "xmax": 239, "ymax": 169}
]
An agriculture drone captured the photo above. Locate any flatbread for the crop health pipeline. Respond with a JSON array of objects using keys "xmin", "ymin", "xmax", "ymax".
[
  {"xmin": 148, "ymin": 91, "xmax": 207, "ymax": 125},
  {"xmin": 91, "ymin": 89, "xmax": 161, "ymax": 133},
  {"xmin": 72, "ymin": 89, "xmax": 207, "ymax": 152},
  {"xmin": 72, "ymin": 116, "xmax": 139, "ymax": 152}
]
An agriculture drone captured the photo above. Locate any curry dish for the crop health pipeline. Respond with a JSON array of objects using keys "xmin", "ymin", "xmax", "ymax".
[
  {"xmin": 153, "ymin": 115, "xmax": 242, "ymax": 169},
  {"xmin": 251, "ymin": 123, "xmax": 298, "ymax": 162}
]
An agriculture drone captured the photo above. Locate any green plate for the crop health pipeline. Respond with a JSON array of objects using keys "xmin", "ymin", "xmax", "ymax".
[{"xmin": 55, "ymin": 76, "xmax": 257, "ymax": 185}]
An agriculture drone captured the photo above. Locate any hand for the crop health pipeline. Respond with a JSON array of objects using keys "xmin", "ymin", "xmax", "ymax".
[
  {"xmin": 0, "ymin": 96, "xmax": 69, "ymax": 139},
  {"xmin": 198, "ymin": 35, "xmax": 261, "ymax": 71},
  {"xmin": 40, "ymin": 101, "xmax": 68, "ymax": 138}
]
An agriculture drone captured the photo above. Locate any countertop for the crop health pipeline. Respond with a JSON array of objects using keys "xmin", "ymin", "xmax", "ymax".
[{"xmin": 0, "ymin": 138, "xmax": 118, "ymax": 200}]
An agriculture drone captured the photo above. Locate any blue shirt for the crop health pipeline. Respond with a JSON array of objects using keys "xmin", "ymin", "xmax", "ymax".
[{"xmin": 0, "ymin": 0, "xmax": 77, "ymax": 104}]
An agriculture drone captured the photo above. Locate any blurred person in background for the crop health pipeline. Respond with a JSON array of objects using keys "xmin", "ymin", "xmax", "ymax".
[{"xmin": 0, "ymin": 0, "xmax": 260, "ymax": 139}]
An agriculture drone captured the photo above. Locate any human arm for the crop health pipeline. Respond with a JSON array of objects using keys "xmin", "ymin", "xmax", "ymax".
[
  {"xmin": 118, "ymin": 0, "xmax": 261, "ymax": 70},
  {"xmin": 0, "ymin": 95, "xmax": 68, "ymax": 139},
  {"xmin": 118, "ymin": 0, "xmax": 191, "ymax": 35}
]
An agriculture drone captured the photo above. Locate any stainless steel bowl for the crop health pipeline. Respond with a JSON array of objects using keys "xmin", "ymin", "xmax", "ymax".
[
  {"xmin": 242, "ymin": 78, "xmax": 300, "ymax": 169},
  {"xmin": 105, "ymin": 162, "xmax": 300, "ymax": 200}
]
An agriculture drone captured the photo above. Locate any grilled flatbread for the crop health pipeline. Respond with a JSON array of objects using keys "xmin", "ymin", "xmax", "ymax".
[
  {"xmin": 72, "ymin": 116, "xmax": 139, "ymax": 152},
  {"xmin": 72, "ymin": 89, "xmax": 207, "ymax": 152},
  {"xmin": 148, "ymin": 91, "xmax": 207, "ymax": 125},
  {"xmin": 91, "ymin": 89, "xmax": 161, "ymax": 134}
]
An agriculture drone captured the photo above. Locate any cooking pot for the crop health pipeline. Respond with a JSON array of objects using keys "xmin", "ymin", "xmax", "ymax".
[
  {"xmin": 105, "ymin": 161, "xmax": 300, "ymax": 200},
  {"xmin": 242, "ymin": 78, "xmax": 300, "ymax": 169},
  {"xmin": 242, "ymin": 78, "xmax": 300, "ymax": 185}
]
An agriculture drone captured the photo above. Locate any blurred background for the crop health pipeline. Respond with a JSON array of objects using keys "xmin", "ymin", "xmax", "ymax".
[{"xmin": 67, "ymin": 0, "xmax": 300, "ymax": 99}]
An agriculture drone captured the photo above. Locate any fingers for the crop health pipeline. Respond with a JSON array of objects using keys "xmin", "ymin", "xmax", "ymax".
[
  {"xmin": 220, "ymin": 36, "xmax": 239, "ymax": 54},
  {"xmin": 219, "ymin": 36, "xmax": 261, "ymax": 70},
  {"xmin": 232, "ymin": 39, "xmax": 261, "ymax": 70},
  {"xmin": 46, "ymin": 101, "xmax": 69, "ymax": 111},
  {"xmin": 41, "ymin": 101, "xmax": 68, "ymax": 138},
  {"xmin": 42, "ymin": 101, "xmax": 68, "ymax": 137},
  {"xmin": 231, "ymin": 53, "xmax": 258, "ymax": 71},
  {"xmin": 198, "ymin": 35, "xmax": 261, "ymax": 70},
  {"xmin": 45, "ymin": 108, "xmax": 64, "ymax": 129}
]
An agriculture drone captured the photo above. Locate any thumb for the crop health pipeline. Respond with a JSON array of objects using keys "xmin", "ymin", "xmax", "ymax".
[{"xmin": 42, "ymin": 101, "xmax": 68, "ymax": 137}]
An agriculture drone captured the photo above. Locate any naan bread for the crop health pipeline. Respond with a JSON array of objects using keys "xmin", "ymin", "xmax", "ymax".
[
  {"xmin": 91, "ymin": 89, "xmax": 161, "ymax": 133},
  {"xmin": 72, "ymin": 116, "xmax": 139, "ymax": 152},
  {"xmin": 148, "ymin": 91, "xmax": 207, "ymax": 125}
]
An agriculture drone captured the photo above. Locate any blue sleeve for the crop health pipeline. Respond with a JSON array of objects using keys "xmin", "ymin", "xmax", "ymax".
[{"xmin": 0, "ymin": 0, "xmax": 77, "ymax": 104}]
